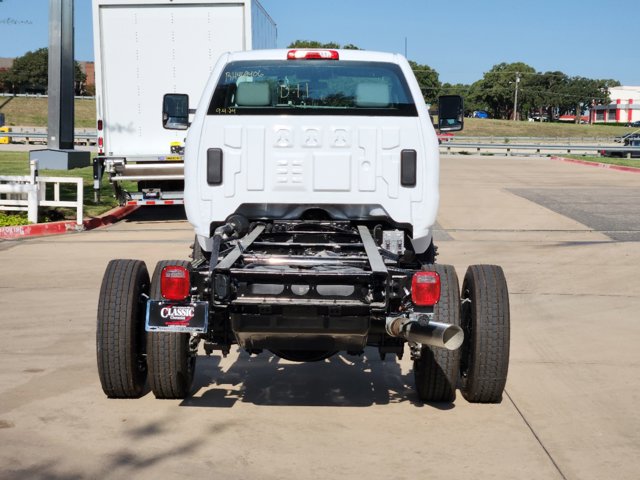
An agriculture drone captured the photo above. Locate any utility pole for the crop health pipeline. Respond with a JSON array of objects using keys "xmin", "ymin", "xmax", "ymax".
[
  {"xmin": 30, "ymin": 0, "xmax": 90, "ymax": 170},
  {"xmin": 513, "ymin": 72, "xmax": 520, "ymax": 121},
  {"xmin": 48, "ymin": 0, "xmax": 74, "ymax": 150}
]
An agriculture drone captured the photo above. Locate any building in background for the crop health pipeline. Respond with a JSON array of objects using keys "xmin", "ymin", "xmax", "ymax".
[
  {"xmin": 591, "ymin": 86, "xmax": 640, "ymax": 124},
  {"xmin": 0, "ymin": 57, "xmax": 14, "ymax": 73},
  {"xmin": 78, "ymin": 60, "xmax": 95, "ymax": 94}
]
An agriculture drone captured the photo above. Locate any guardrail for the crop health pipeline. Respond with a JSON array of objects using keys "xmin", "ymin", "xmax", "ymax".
[
  {"xmin": 0, "ymin": 131, "xmax": 96, "ymax": 145},
  {"xmin": 454, "ymin": 135, "xmax": 622, "ymax": 144},
  {"xmin": 0, "ymin": 93, "xmax": 95, "ymax": 100},
  {"xmin": 1, "ymin": 131, "xmax": 638, "ymax": 158},
  {"xmin": 440, "ymin": 142, "xmax": 640, "ymax": 157},
  {"xmin": 0, "ymin": 160, "xmax": 84, "ymax": 224}
]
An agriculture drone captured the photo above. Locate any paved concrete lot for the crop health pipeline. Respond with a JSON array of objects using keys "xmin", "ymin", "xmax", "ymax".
[
  {"xmin": 509, "ymin": 186, "xmax": 640, "ymax": 241},
  {"xmin": 1, "ymin": 155, "xmax": 639, "ymax": 479}
]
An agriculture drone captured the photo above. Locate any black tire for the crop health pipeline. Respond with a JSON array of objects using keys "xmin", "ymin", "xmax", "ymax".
[
  {"xmin": 413, "ymin": 264, "xmax": 461, "ymax": 402},
  {"xmin": 460, "ymin": 265, "xmax": 510, "ymax": 403},
  {"xmin": 97, "ymin": 259, "xmax": 150, "ymax": 398},
  {"xmin": 147, "ymin": 260, "xmax": 196, "ymax": 399}
]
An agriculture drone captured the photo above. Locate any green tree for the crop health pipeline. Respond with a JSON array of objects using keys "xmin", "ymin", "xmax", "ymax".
[
  {"xmin": 287, "ymin": 40, "xmax": 341, "ymax": 49},
  {"xmin": 409, "ymin": 61, "xmax": 440, "ymax": 104},
  {"xmin": 473, "ymin": 62, "xmax": 536, "ymax": 119},
  {"xmin": 522, "ymin": 71, "xmax": 569, "ymax": 120},
  {"xmin": 287, "ymin": 40, "xmax": 360, "ymax": 50},
  {"xmin": 1, "ymin": 48, "xmax": 86, "ymax": 95}
]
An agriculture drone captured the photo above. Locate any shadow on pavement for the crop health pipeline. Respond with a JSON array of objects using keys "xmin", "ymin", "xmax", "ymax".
[
  {"xmin": 181, "ymin": 348, "xmax": 456, "ymax": 410},
  {"xmin": 123, "ymin": 205, "xmax": 187, "ymax": 223}
]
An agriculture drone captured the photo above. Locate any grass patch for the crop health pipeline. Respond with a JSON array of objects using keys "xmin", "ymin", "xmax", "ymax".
[
  {"xmin": 563, "ymin": 154, "xmax": 640, "ymax": 169},
  {"xmin": 0, "ymin": 97, "xmax": 633, "ymax": 141},
  {"xmin": 0, "ymin": 150, "xmax": 120, "ymax": 225},
  {"xmin": 0, "ymin": 96, "xmax": 96, "ymax": 128},
  {"xmin": 460, "ymin": 118, "xmax": 630, "ymax": 139}
]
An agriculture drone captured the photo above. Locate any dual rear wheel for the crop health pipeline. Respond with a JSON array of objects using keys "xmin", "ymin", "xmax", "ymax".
[
  {"xmin": 97, "ymin": 259, "xmax": 196, "ymax": 399},
  {"xmin": 96, "ymin": 259, "xmax": 508, "ymax": 403},
  {"xmin": 413, "ymin": 264, "xmax": 510, "ymax": 404}
]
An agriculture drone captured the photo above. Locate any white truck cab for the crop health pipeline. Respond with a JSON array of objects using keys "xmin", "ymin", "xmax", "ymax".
[
  {"xmin": 97, "ymin": 49, "xmax": 510, "ymax": 406},
  {"xmin": 166, "ymin": 49, "xmax": 462, "ymax": 257}
]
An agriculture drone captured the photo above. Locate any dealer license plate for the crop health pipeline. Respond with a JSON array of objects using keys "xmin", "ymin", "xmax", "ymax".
[{"xmin": 145, "ymin": 300, "xmax": 208, "ymax": 333}]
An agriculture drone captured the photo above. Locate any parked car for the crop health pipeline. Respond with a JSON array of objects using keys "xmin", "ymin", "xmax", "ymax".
[
  {"xmin": 601, "ymin": 137, "xmax": 640, "ymax": 158},
  {"xmin": 627, "ymin": 120, "xmax": 640, "ymax": 128},
  {"xmin": 614, "ymin": 132, "xmax": 640, "ymax": 143},
  {"xmin": 472, "ymin": 110, "xmax": 489, "ymax": 119}
]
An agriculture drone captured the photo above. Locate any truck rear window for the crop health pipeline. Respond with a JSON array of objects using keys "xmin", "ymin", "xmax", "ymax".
[{"xmin": 208, "ymin": 60, "xmax": 418, "ymax": 116}]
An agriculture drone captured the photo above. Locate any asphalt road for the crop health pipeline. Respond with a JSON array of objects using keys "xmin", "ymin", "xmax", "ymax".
[{"xmin": 1, "ymin": 155, "xmax": 639, "ymax": 479}]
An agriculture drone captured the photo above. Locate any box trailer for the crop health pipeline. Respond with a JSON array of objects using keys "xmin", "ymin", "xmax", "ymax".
[{"xmin": 91, "ymin": 0, "xmax": 276, "ymax": 205}]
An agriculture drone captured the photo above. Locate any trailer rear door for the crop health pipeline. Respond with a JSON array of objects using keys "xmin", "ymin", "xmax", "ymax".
[{"xmin": 97, "ymin": 4, "xmax": 245, "ymax": 155}]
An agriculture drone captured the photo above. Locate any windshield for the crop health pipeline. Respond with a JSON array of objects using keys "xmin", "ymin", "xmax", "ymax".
[{"xmin": 208, "ymin": 60, "xmax": 417, "ymax": 116}]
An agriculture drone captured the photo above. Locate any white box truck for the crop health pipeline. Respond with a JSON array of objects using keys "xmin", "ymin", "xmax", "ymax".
[{"xmin": 91, "ymin": 0, "xmax": 276, "ymax": 205}]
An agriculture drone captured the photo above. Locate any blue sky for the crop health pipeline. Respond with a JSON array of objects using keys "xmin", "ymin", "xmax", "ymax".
[{"xmin": 0, "ymin": 0, "xmax": 637, "ymax": 86}]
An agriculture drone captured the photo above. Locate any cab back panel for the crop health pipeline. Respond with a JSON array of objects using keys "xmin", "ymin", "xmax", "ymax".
[{"xmin": 189, "ymin": 116, "xmax": 431, "ymax": 225}]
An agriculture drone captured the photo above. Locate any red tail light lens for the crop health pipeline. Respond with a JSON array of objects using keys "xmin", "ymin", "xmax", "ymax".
[
  {"xmin": 97, "ymin": 119, "xmax": 103, "ymax": 131},
  {"xmin": 411, "ymin": 271, "xmax": 441, "ymax": 306},
  {"xmin": 287, "ymin": 49, "xmax": 339, "ymax": 60},
  {"xmin": 160, "ymin": 265, "xmax": 190, "ymax": 300}
]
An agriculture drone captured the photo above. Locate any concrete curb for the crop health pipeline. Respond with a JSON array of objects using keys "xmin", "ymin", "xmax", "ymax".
[
  {"xmin": 551, "ymin": 156, "xmax": 640, "ymax": 173},
  {"xmin": 0, "ymin": 205, "xmax": 139, "ymax": 240}
]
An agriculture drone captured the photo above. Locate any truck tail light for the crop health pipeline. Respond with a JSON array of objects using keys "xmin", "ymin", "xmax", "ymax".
[
  {"xmin": 161, "ymin": 265, "xmax": 190, "ymax": 300},
  {"xmin": 97, "ymin": 120, "xmax": 104, "ymax": 154},
  {"xmin": 287, "ymin": 49, "xmax": 339, "ymax": 60},
  {"xmin": 411, "ymin": 271, "xmax": 441, "ymax": 306}
]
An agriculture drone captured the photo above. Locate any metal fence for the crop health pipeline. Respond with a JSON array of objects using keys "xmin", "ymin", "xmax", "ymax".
[
  {"xmin": 0, "ymin": 130, "xmax": 96, "ymax": 145},
  {"xmin": 1, "ymin": 130, "xmax": 639, "ymax": 157}
]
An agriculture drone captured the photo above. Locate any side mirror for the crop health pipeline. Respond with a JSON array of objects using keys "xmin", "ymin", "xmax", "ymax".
[
  {"xmin": 162, "ymin": 93, "xmax": 190, "ymax": 130},
  {"xmin": 437, "ymin": 95, "xmax": 464, "ymax": 132}
]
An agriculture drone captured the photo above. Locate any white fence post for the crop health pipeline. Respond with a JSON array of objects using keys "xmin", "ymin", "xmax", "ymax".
[
  {"xmin": 27, "ymin": 160, "xmax": 39, "ymax": 224},
  {"xmin": 76, "ymin": 179, "xmax": 84, "ymax": 225}
]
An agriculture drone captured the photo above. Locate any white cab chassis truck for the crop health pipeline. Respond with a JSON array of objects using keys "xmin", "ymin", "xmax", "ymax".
[
  {"xmin": 91, "ymin": 0, "xmax": 276, "ymax": 205},
  {"xmin": 97, "ymin": 49, "xmax": 510, "ymax": 404}
]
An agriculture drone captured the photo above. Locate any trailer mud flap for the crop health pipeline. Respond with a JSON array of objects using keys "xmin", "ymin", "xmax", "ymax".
[{"xmin": 146, "ymin": 300, "xmax": 209, "ymax": 333}]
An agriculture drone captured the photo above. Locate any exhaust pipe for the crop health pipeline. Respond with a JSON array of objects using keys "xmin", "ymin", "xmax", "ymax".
[{"xmin": 386, "ymin": 315, "xmax": 464, "ymax": 351}]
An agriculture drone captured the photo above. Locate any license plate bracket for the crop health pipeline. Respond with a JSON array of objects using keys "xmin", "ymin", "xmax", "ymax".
[{"xmin": 146, "ymin": 300, "xmax": 208, "ymax": 333}]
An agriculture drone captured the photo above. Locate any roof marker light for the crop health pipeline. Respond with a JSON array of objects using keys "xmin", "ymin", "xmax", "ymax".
[{"xmin": 287, "ymin": 49, "xmax": 339, "ymax": 60}]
